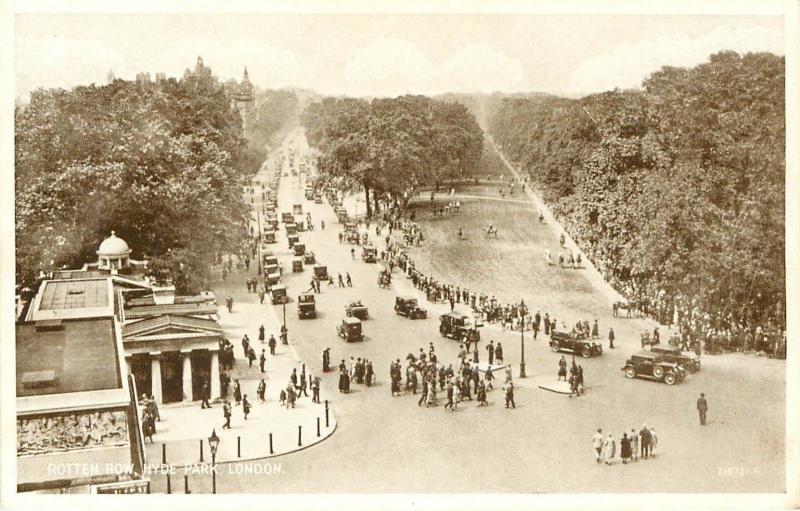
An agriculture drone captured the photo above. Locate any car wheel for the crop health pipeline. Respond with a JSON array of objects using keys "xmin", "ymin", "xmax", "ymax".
[
  {"xmin": 624, "ymin": 367, "xmax": 636, "ymax": 378},
  {"xmin": 653, "ymin": 366, "xmax": 664, "ymax": 378},
  {"xmin": 664, "ymin": 373, "xmax": 676, "ymax": 385},
  {"xmin": 596, "ymin": 346, "xmax": 603, "ymax": 355},
  {"xmin": 581, "ymin": 348, "xmax": 591, "ymax": 358},
  {"xmin": 550, "ymin": 343, "xmax": 560, "ymax": 352}
]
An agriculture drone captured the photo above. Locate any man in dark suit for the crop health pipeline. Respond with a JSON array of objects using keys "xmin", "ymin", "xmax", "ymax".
[
  {"xmin": 200, "ymin": 381, "xmax": 211, "ymax": 409},
  {"xmin": 697, "ymin": 393, "xmax": 708, "ymax": 425}
]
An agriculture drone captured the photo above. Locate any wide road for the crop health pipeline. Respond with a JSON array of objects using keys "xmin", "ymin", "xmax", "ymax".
[{"xmin": 194, "ymin": 126, "xmax": 784, "ymax": 494}]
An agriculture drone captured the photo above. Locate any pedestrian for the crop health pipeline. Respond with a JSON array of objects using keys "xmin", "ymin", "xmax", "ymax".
[
  {"xmin": 222, "ymin": 400, "xmax": 232, "ymax": 429},
  {"xmin": 257, "ymin": 379, "xmax": 266, "ymax": 402},
  {"xmin": 226, "ymin": 295, "xmax": 233, "ymax": 313},
  {"xmin": 477, "ymin": 381, "xmax": 487, "ymax": 406},
  {"xmin": 242, "ymin": 394, "xmax": 251, "ymax": 420},
  {"xmin": 445, "ymin": 381, "xmax": 454, "ymax": 411},
  {"xmin": 350, "ymin": 248, "xmax": 355, "ymax": 260},
  {"xmin": 279, "ymin": 388, "xmax": 286, "ymax": 406},
  {"xmin": 259, "ymin": 349, "xmax": 266, "ymax": 373},
  {"xmin": 608, "ymin": 328, "xmax": 615, "ymax": 349},
  {"xmin": 592, "ymin": 429, "xmax": 604, "ymax": 463},
  {"xmin": 299, "ymin": 373, "xmax": 309, "ymax": 397},
  {"xmin": 259, "ymin": 288, "xmax": 265, "ymax": 304},
  {"xmin": 290, "ymin": 368, "xmax": 298, "ymax": 389},
  {"xmin": 504, "ymin": 380, "xmax": 515, "ymax": 408},
  {"xmin": 312, "ymin": 377, "xmax": 320, "ymax": 403},
  {"xmin": 200, "ymin": 380, "xmax": 211, "ymax": 409},
  {"xmin": 486, "ymin": 340, "xmax": 495, "ymax": 365},
  {"xmin": 650, "ymin": 427, "xmax": 658, "ymax": 457},
  {"xmin": 233, "ymin": 380, "xmax": 242, "ymax": 405},
  {"xmin": 418, "ymin": 378, "xmax": 428, "ymax": 407},
  {"xmin": 630, "ymin": 429, "xmax": 639, "ymax": 462},
  {"xmin": 248, "ymin": 347, "xmax": 256, "ymax": 367},
  {"xmin": 602, "ymin": 434, "xmax": 616, "ymax": 465},
  {"xmin": 268, "ymin": 334, "xmax": 276, "ymax": 355},
  {"xmin": 639, "ymin": 424, "xmax": 651, "ymax": 459},
  {"xmin": 495, "ymin": 342, "xmax": 504, "ymax": 363},
  {"xmin": 697, "ymin": 393, "xmax": 708, "ymax": 425},
  {"xmin": 338, "ymin": 273, "xmax": 345, "ymax": 287},
  {"xmin": 346, "ymin": 272, "xmax": 352, "ymax": 287},
  {"xmin": 558, "ymin": 356, "xmax": 567, "ymax": 381},
  {"xmin": 258, "ymin": 325, "xmax": 265, "ymax": 343},
  {"xmin": 485, "ymin": 366, "xmax": 494, "ymax": 390},
  {"xmin": 621, "ymin": 433, "xmax": 631, "ymax": 464},
  {"xmin": 322, "ymin": 348, "xmax": 330, "ymax": 372}
]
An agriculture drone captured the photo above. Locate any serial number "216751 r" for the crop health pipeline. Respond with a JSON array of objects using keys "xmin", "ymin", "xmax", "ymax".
[{"xmin": 718, "ymin": 466, "xmax": 760, "ymax": 476}]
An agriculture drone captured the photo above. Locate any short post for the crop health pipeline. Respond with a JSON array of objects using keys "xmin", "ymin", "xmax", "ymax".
[
  {"xmin": 237, "ymin": 436, "xmax": 241, "ymax": 458},
  {"xmin": 325, "ymin": 400, "xmax": 330, "ymax": 427},
  {"xmin": 184, "ymin": 474, "xmax": 190, "ymax": 494},
  {"xmin": 298, "ymin": 425, "xmax": 302, "ymax": 446},
  {"xmin": 317, "ymin": 417, "xmax": 321, "ymax": 437},
  {"xmin": 166, "ymin": 473, "xmax": 171, "ymax": 494},
  {"xmin": 161, "ymin": 443, "xmax": 166, "ymax": 465},
  {"xmin": 269, "ymin": 432, "xmax": 274, "ymax": 454},
  {"xmin": 199, "ymin": 439, "xmax": 204, "ymax": 463}
]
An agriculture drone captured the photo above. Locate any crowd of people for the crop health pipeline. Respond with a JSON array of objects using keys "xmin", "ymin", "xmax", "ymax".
[
  {"xmin": 333, "ymin": 355, "xmax": 376, "ymax": 393},
  {"xmin": 591, "ymin": 425, "xmax": 658, "ymax": 465}
]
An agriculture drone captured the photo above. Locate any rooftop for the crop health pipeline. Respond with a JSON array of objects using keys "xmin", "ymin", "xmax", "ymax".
[
  {"xmin": 29, "ymin": 278, "xmax": 113, "ymax": 321},
  {"xmin": 16, "ymin": 318, "xmax": 122, "ymax": 398}
]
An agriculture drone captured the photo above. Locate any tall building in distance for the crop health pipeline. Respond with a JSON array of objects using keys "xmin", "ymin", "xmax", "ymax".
[{"xmin": 225, "ymin": 67, "xmax": 256, "ymax": 131}]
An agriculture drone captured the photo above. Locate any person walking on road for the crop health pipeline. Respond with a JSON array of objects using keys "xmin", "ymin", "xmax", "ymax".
[
  {"xmin": 226, "ymin": 296, "xmax": 233, "ymax": 313},
  {"xmin": 346, "ymin": 273, "xmax": 352, "ymax": 287},
  {"xmin": 259, "ymin": 288, "xmax": 265, "ymax": 304},
  {"xmin": 621, "ymin": 433, "xmax": 632, "ymax": 464},
  {"xmin": 602, "ymin": 434, "xmax": 616, "ymax": 465},
  {"xmin": 639, "ymin": 424, "xmax": 652, "ymax": 459},
  {"xmin": 268, "ymin": 334, "xmax": 276, "ymax": 355},
  {"xmin": 558, "ymin": 356, "xmax": 567, "ymax": 381},
  {"xmin": 222, "ymin": 401, "xmax": 232, "ymax": 429},
  {"xmin": 630, "ymin": 429, "xmax": 639, "ymax": 462},
  {"xmin": 350, "ymin": 248, "xmax": 355, "ymax": 260},
  {"xmin": 242, "ymin": 395, "xmax": 251, "ymax": 420},
  {"xmin": 495, "ymin": 343, "xmax": 504, "ymax": 363},
  {"xmin": 200, "ymin": 381, "xmax": 211, "ymax": 409},
  {"xmin": 312, "ymin": 377, "xmax": 320, "ymax": 403},
  {"xmin": 259, "ymin": 349, "xmax": 266, "ymax": 373},
  {"xmin": 257, "ymin": 379, "xmax": 266, "ymax": 402},
  {"xmin": 338, "ymin": 273, "xmax": 345, "ymax": 287},
  {"xmin": 608, "ymin": 328, "xmax": 616, "ymax": 349},
  {"xmin": 504, "ymin": 380, "xmax": 515, "ymax": 408},
  {"xmin": 258, "ymin": 325, "xmax": 265, "ymax": 343},
  {"xmin": 697, "ymin": 393, "xmax": 708, "ymax": 425},
  {"xmin": 592, "ymin": 429, "xmax": 604, "ymax": 463},
  {"xmin": 486, "ymin": 340, "xmax": 495, "ymax": 365}
]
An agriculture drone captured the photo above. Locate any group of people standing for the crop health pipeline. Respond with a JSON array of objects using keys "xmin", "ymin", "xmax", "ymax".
[
  {"xmin": 592, "ymin": 425, "xmax": 658, "ymax": 465},
  {"xmin": 336, "ymin": 356, "xmax": 375, "ymax": 394}
]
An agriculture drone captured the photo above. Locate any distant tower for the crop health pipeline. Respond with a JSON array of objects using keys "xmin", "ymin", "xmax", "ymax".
[
  {"xmin": 107, "ymin": 69, "xmax": 115, "ymax": 84},
  {"xmin": 231, "ymin": 66, "xmax": 255, "ymax": 131}
]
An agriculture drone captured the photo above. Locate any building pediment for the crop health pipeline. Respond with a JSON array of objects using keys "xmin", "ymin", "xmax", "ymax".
[{"xmin": 122, "ymin": 315, "xmax": 222, "ymax": 341}]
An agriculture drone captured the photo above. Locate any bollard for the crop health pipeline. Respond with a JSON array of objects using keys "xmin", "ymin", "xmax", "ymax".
[
  {"xmin": 237, "ymin": 436, "xmax": 241, "ymax": 458},
  {"xmin": 298, "ymin": 425, "xmax": 302, "ymax": 446},
  {"xmin": 269, "ymin": 432, "xmax": 274, "ymax": 454},
  {"xmin": 199, "ymin": 439, "xmax": 204, "ymax": 463},
  {"xmin": 166, "ymin": 473, "xmax": 171, "ymax": 494},
  {"xmin": 317, "ymin": 417, "xmax": 321, "ymax": 437},
  {"xmin": 184, "ymin": 474, "xmax": 190, "ymax": 494},
  {"xmin": 325, "ymin": 400, "xmax": 330, "ymax": 427},
  {"xmin": 162, "ymin": 443, "xmax": 166, "ymax": 465}
]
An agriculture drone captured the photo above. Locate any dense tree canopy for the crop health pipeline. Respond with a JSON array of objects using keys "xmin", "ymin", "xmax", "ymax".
[
  {"xmin": 302, "ymin": 95, "xmax": 484, "ymax": 215},
  {"xmin": 15, "ymin": 74, "xmax": 251, "ymax": 292},
  {"xmin": 487, "ymin": 51, "xmax": 785, "ymax": 326}
]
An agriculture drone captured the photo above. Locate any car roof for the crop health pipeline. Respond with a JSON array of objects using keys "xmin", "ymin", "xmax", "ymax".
[
  {"xmin": 343, "ymin": 317, "xmax": 361, "ymax": 325},
  {"xmin": 632, "ymin": 350, "xmax": 657, "ymax": 359},
  {"xmin": 398, "ymin": 296, "xmax": 414, "ymax": 300},
  {"xmin": 272, "ymin": 284, "xmax": 286, "ymax": 290}
]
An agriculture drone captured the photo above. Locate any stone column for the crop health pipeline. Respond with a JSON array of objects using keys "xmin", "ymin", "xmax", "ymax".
[
  {"xmin": 210, "ymin": 350, "xmax": 221, "ymax": 401},
  {"xmin": 125, "ymin": 357, "xmax": 132, "ymax": 376},
  {"xmin": 150, "ymin": 353, "xmax": 163, "ymax": 404},
  {"xmin": 182, "ymin": 350, "xmax": 193, "ymax": 402}
]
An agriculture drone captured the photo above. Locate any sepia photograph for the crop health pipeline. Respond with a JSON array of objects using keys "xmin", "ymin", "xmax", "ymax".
[{"xmin": 1, "ymin": 1, "xmax": 798, "ymax": 509}]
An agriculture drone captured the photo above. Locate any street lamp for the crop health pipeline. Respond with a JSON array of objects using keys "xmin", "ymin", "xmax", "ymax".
[
  {"xmin": 519, "ymin": 299, "xmax": 527, "ymax": 378},
  {"xmin": 208, "ymin": 429, "xmax": 220, "ymax": 494}
]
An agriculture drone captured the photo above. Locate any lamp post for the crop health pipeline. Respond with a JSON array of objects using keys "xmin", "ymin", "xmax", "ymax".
[
  {"xmin": 519, "ymin": 299, "xmax": 527, "ymax": 378},
  {"xmin": 208, "ymin": 429, "xmax": 220, "ymax": 494}
]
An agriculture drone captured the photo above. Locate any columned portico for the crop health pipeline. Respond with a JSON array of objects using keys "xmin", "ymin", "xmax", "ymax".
[
  {"xmin": 150, "ymin": 352, "xmax": 163, "ymax": 403},
  {"xmin": 181, "ymin": 350, "xmax": 193, "ymax": 402},
  {"xmin": 210, "ymin": 350, "xmax": 221, "ymax": 400}
]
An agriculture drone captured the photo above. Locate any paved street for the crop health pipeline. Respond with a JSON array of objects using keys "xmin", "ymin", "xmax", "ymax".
[{"xmin": 150, "ymin": 127, "xmax": 785, "ymax": 494}]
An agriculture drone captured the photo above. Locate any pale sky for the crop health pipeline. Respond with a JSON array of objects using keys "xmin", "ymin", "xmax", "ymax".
[{"xmin": 15, "ymin": 14, "xmax": 785, "ymax": 100}]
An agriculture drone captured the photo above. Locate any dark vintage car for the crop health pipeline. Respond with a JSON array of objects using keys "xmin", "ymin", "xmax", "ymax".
[
  {"xmin": 394, "ymin": 296, "xmax": 427, "ymax": 319},
  {"xmin": 305, "ymin": 189, "xmax": 315, "ymax": 200},
  {"xmin": 271, "ymin": 284, "xmax": 288, "ymax": 305},
  {"xmin": 297, "ymin": 293, "xmax": 316, "ymax": 319},
  {"xmin": 361, "ymin": 245, "xmax": 377, "ymax": 263},
  {"xmin": 337, "ymin": 317, "xmax": 363, "ymax": 342},
  {"xmin": 345, "ymin": 300, "xmax": 369, "ymax": 320},
  {"xmin": 285, "ymin": 223, "xmax": 298, "ymax": 236},
  {"xmin": 287, "ymin": 234, "xmax": 299, "ymax": 248},
  {"xmin": 550, "ymin": 331, "xmax": 603, "ymax": 358},
  {"xmin": 622, "ymin": 351, "xmax": 686, "ymax": 385},
  {"xmin": 650, "ymin": 345, "xmax": 701, "ymax": 372},
  {"xmin": 336, "ymin": 208, "xmax": 348, "ymax": 223},
  {"xmin": 303, "ymin": 251, "xmax": 316, "ymax": 265},
  {"xmin": 262, "ymin": 229, "xmax": 276, "ymax": 244},
  {"xmin": 293, "ymin": 243, "xmax": 306, "ymax": 256},
  {"xmin": 282, "ymin": 212, "xmax": 294, "ymax": 224},
  {"xmin": 313, "ymin": 264, "xmax": 329, "ymax": 281},
  {"xmin": 263, "ymin": 255, "xmax": 278, "ymax": 268},
  {"xmin": 439, "ymin": 313, "xmax": 480, "ymax": 343},
  {"xmin": 292, "ymin": 257, "xmax": 303, "ymax": 273},
  {"xmin": 266, "ymin": 271, "xmax": 281, "ymax": 285}
]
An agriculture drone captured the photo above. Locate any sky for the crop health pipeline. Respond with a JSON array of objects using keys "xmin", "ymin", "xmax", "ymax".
[{"xmin": 15, "ymin": 14, "xmax": 785, "ymax": 100}]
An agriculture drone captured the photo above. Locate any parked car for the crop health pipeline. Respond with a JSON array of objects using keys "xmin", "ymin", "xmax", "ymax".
[
  {"xmin": 361, "ymin": 245, "xmax": 377, "ymax": 263},
  {"xmin": 262, "ymin": 230, "xmax": 276, "ymax": 244},
  {"xmin": 282, "ymin": 212, "xmax": 294, "ymax": 223},
  {"xmin": 622, "ymin": 351, "xmax": 686, "ymax": 385},
  {"xmin": 293, "ymin": 204, "xmax": 303, "ymax": 215},
  {"xmin": 313, "ymin": 264, "xmax": 329, "ymax": 281},
  {"xmin": 303, "ymin": 251, "xmax": 316, "ymax": 265},
  {"xmin": 439, "ymin": 313, "xmax": 480, "ymax": 343},
  {"xmin": 345, "ymin": 300, "xmax": 369, "ymax": 320},
  {"xmin": 550, "ymin": 331, "xmax": 603, "ymax": 358},
  {"xmin": 271, "ymin": 284, "xmax": 288, "ymax": 305},
  {"xmin": 285, "ymin": 223, "xmax": 298, "ymax": 236},
  {"xmin": 297, "ymin": 294, "xmax": 316, "ymax": 319},
  {"xmin": 292, "ymin": 257, "xmax": 303, "ymax": 272},
  {"xmin": 337, "ymin": 317, "xmax": 363, "ymax": 342},
  {"xmin": 650, "ymin": 345, "xmax": 701, "ymax": 372},
  {"xmin": 293, "ymin": 243, "xmax": 306, "ymax": 256},
  {"xmin": 287, "ymin": 234, "xmax": 299, "ymax": 248},
  {"xmin": 394, "ymin": 296, "xmax": 427, "ymax": 319}
]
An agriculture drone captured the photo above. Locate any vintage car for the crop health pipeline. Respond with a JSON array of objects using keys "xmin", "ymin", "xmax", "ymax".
[
  {"xmin": 336, "ymin": 208, "xmax": 349, "ymax": 223},
  {"xmin": 293, "ymin": 204, "xmax": 303, "ymax": 215},
  {"xmin": 650, "ymin": 345, "xmax": 701, "ymax": 373},
  {"xmin": 267, "ymin": 272, "xmax": 281, "ymax": 285},
  {"xmin": 297, "ymin": 293, "xmax": 316, "ymax": 319},
  {"xmin": 294, "ymin": 218, "xmax": 306, "ymax": 231},
  {"xmin": 271, "ymin": 284, "xmax": 288, "ymax": 305},
  {"xmin": 262, "ymin": 230, "xmax": 276, "ymax": 244},
  {"xmin": 292, "ymin": 257, "xmax": 303, "ymax": 272},
  {"xmin": 263, "ymin": 254, "xmax": 278, "ymax": 267},
  {"xmin": 345, "ymin": 300, "xmax": 369, "ymax": 320},
  {"xmin": 314, "ymin": 195, "xmax": 323, "ymax": 204},
  {"xmin": 621, "ymin": 351, "xmax": 686, "ymax": 385},
  {"xmin": 439, "ymin": 313, "xmax": 480, "ymax": 343},
  {"xmin": 266, "ymin": 216, "xmax": 279, "ymax": 229},
  {"xmin": 361, "ymin": 245, "xmax": 377, "ymax": 263},
  {"xmin": 550, "ymin": 330, "xmax": 603, "ymax": 358},
  {"xmin": 303, "ymin": 251, "xmax": 316, "ymax": 265},
  {"xmin": 305, "ymin": 189, "xmax": 315, "ymax": 200},
  {"xmin": 282, "ymin": 212, "xmax": 294, "ymax": 224},
  {"xmin": 314, "ymin": 264, "xmax": 329, "ymax": 281},
  {"xmin": 345, "ymin": 222, "xmax": 357, "ymax": 233},
  {"xmin": 377, "ymin": 269, "xmax": 391, "ymax": 288},
  {"xmin": 292, "ymin": 242, "xmax": 306, "ymax": 257},
  {"xmin": 287, "ymin": 234, "xmax": 299, "ymax": 248},
  {"xmin": 337, "ymin": 317, "xmax": 364, "ymax": 342},
  {"xmin": 265, "ymin": 202, "xmax": 276, "ymax": 213},
  {"xmin": 394, "ymin": 296, "xmax": 427, "ymax": 319},
  {"xmin": 285, "ymin": 223, "xmax": 298, "ymax": 236}
]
